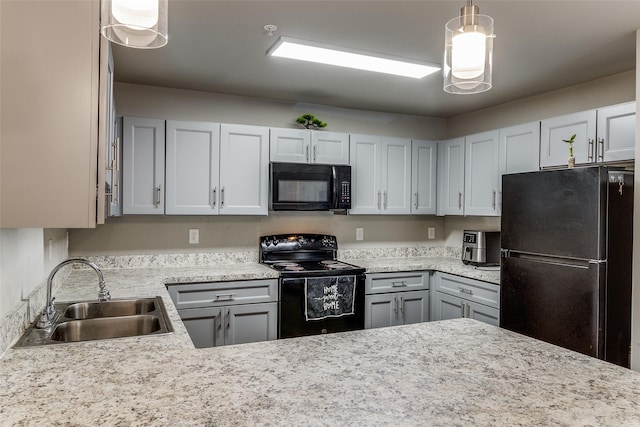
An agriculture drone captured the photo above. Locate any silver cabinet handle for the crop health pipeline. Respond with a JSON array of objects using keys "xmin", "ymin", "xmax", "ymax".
[
  {"xmin": 212, "ymin": 187, "xmax": 217, "ymax": 208},
  {"xmin": 214, "ymin": 311, "xmax": 222, "ymax": 346},
  {"xmin": 459, "ymin": 287, "xmax": 473, "ymax": 296},
  {"xmin": 306, "ymin": 145, "xmax": 310, "ymax": 162},
  {"xmin": 588, "ymin": 138, "xmax": 595, "ymax": 161},
  {"xmin": 393, "ymin": 296, "xmax": 398, "ymax": 320},
  {"xmin": 221, "ymin": 186, "xmax": 225, "ymax": 207},
  {"xmin": 214, "ymin": 293, "xmax": 236, "ymax": 301},
  {"xmin": 458, "ymin": 192, "xmax": 462, "ymax": 210},
  {"xmin": 225, "ymin": 308, "xmax": 231, "ymax": 329},
  {"xmin": 154, "ymin": 186, "xmax": 161, "ymax": 207},
  {"xmin": 399, "ymin": 296, "xmax": 404, "ymax": 315},
  {"xmin": 383, "ymin": 191, "xmax": 388, "ymax": 209},
  {"xmin": 466, "ymin": 303, "xmax": 471, "ymax": 318},
  {"xmin": 597, "ymin": 138, "xmax": 604, "ymax": 162},
  {"xmin": 391, "ymin": 281, "xmax": 407, "ymax": 287},
  {"xmin": 377, "ymin": 191, "xmax": 381, "ymax": 210},
  {"xmin": 460, "ymin": 303, "xmax": 465, "ymax": 317},
  {"xmin": 492, "ymin": 190, "xmax": 497, "ymax": 209},
  {"xmin": 414, "ymin": 193, "xmax": 418, "ymax": 209},
  {"xmin": 313, "ymin": 145, "xmax": 317, "ymax": 162}
]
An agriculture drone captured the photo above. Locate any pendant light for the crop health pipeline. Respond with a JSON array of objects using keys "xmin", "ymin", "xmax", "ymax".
[
  {"xmin": 101, "ymin": 0, "xmax": 168, "ymax": 49},
  {"xmin": 443, "ymin": 0, "xmax": 494, "ymax": 94}
]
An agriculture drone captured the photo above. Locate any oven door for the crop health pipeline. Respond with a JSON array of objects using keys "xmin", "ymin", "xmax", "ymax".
[
  {"xmin": 270, "ymin": 162, "xmax": 333, "ymax": 211},
  {"xmin": 279, "ymin": 274, "xmax": 365, "ymax": 338}
]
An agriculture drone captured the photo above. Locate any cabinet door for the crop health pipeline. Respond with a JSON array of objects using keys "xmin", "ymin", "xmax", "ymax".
[
  {"xmin": 349, "ymin": 134, "xmax": 381, "ymax": 214},
  {"xmin": 179, "ymin": 306, "xmax": 224, "ymax": 348},
  {"xmin": 540, "ymin": 110, "xmax": 596, "ymax": 167},
  {"xmin": 437, "ymin": 138, "xmax": 465, "ymax": 215},
  {"xmin": 226, "ymin": 302, "xmax": 278, "ymax": 345},
  {"xmin": 0, "ymin": 0, "xmax": 100, "ymax": 227},
  {"xmin": 219, "ymin": 124, "xmax": 269, "ymax": 215},
  {"xmin": 364, "ymin": 293, "xmax": 399, "ymax": 329},
  {"xmin": 312, "ymin": 131, "xmax": 350, "ymax": 164},
  {"xmin": 399, "ymin": 290, "xmax": 429, "ymax": 325},
  {"xmin": 499, "ymin": 122, "xmax": 540, "ymax": 176},
  {"xmin": 270, "ymin": 128, "xmax": 310, "ymax": 163},
  {"xmin": 411, "ymin": 140, "xmax": 437, "ymax": 214},
  {"xmin": 122, "ymin": 117, "xmax": 166, "ymax": 214},
  {"xmin": 380, "ymin": 137, "xmax": 412, "ymax": 214},
  {"xmin": 430, "ymin": 291, "xmax": 465, "ymax": 322},
  {"xmin": 467, "ymin": 301, "xmax": 500, "ymax": 326},
  {"xmin": 465, "ymin": 130, "xmax": 500, "ymax": 216},
  {"xmin": 165, "ymin": 121, "xmax": 220, "ymax": 215},
  {"xmin": 597, "ymin": 102, "xmax": 636, "ymax": 162}
]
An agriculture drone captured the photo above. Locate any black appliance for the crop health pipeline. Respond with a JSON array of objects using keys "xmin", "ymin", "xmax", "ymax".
[
  {"xmin": 260, "ymin": 234, "xmax": 365, "ymax": 339},
  {"xmin": 270, "ymin": 162, "xmax": 351, "ymax": 211},
  {"xmin": 500, "ymin": 166, "xmax": 633, "ymax": 367}
]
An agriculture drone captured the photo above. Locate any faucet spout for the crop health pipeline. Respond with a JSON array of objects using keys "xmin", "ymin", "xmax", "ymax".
[{"xmin": 36, "ymin": 258, "xmax": 110, "ymax": 329}]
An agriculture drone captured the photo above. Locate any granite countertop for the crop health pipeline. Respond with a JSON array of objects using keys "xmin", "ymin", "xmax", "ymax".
[
  {"xmin": 2, "ymin": 265, "xmax": 640, "ymax": 425},
  {"xmin": 350, "ymin": 256, "xmax": 500, "ymax": 284}
]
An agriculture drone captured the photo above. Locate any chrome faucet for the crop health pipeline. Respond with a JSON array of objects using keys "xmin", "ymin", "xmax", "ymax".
[{"xmin": 36, "ymin": 258, "xmax": 111, "ymax": 329}]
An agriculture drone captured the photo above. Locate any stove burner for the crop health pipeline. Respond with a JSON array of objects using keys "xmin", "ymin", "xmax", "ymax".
[{"xmin": 326, "ymin": 264, "xmax": 350, "ymax": 269}]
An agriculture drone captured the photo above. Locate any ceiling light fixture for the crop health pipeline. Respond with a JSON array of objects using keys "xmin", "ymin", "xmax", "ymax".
[
  {"xmin": 100, "ymin": 0, "xmax": 168, "ymax": 49},
  {"xmin": 443, "ymin": 0, "xmax": 494, "ymax": 94},
  {"xmin": 267, "ymin": 36, "xmax": 440, "ymax": 79}
]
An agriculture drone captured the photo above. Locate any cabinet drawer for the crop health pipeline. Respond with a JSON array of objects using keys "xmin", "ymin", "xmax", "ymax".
[
  {"xmin": 167, "ymin": 279, "xmax": 278, "ymax": 309},
  {"xmin": 365, "ymin": 271, "xmax": 429, "ymax": 294},
  {"xmin": 433, "ymin": 273, "xmax": 499, "ymax": 309}
]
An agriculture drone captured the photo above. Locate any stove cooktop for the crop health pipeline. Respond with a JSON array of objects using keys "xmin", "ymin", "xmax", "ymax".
[{"xmin": 267, "ymin": 260, "xmax": 365, "ymax": 278}]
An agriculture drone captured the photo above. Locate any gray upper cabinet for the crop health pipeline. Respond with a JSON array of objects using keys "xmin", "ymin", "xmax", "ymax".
[
  {"xmin": 219, "ymin": 124, "xmax": 270, "ymax": 215},
  {"xmin": 165, "ymin": 121, "xmax": 221, "ymax": 215},
  {"xmin": 411, "ymin": 140, "xmax": 438, "ymax": 215},
  {"xmin": 270, "ymin": 128, "xmax": 349, "ymax": 164},
  {"xmin": 122, "ymin": 117, "xmax": 166, "ymax": 215},
  {"xmin": 596, "ymin": 102, "xmax": 636, "ymax": 162},
  {"xmin": 540, "ymin": 110, "xmax": 597, "ymax": 167},
  {"xmin": 499, "ymin": 122, "xmax": 541, "ymax": 176},
  {"xmin": 437, "ymin": 138, "xmax": 465, "ymax": 216},
  {"xmin": 350, "ymin": 135, "xmax": 411, "ymax": 214},
  {"xmin": 464, "ymin": 130, "xmax": 500, "ymax": 216}
]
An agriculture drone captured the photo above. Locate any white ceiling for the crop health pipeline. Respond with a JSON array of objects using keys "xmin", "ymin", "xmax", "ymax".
[{"xmin": 112, "ymin": 0, "xmax": 640, "ymax": 119}]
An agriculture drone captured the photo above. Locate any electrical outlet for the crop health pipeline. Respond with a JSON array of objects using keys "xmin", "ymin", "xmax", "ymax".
[
  {"xmin": 427, "ymin": 227, "xmax": 436, "ymax": 240},
  {"xmin": 356, "ymin": 228, "xmax": 364, "ymax": 241},
  {"xmin": 189, "ymin": 229, "xmax": 199, "ymax": 244}
]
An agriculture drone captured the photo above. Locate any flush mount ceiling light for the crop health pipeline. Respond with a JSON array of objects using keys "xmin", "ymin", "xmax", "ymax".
[
  {"xmin": 444, "ymin": 0, "xmax": 494, "ymax": 94},
  {"xmin": 101, "ymin": 0, "xmax": 168, "ymax": 49},
  {"xmin": 267, "ymin": 36, "xmax": 440, "ymax": 79}
]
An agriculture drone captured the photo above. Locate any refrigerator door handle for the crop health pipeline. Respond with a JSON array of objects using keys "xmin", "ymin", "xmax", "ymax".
[{"xmin": 503, "ymin": 250, "xmax": 594, "ymax": 269}]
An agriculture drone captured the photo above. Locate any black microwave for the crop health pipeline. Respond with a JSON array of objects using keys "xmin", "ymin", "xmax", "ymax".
[{"xmin": 270, "ymin": 162, "xmax": 351, "ymax": 211}]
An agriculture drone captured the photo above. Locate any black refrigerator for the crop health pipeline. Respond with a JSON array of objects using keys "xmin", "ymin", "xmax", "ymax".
[{"xmin": 500, "ymin": 166, "xmax": 634, "ymax": 368}]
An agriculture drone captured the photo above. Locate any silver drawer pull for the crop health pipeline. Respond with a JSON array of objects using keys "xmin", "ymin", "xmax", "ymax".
[
  {"xmin": 458, "ymin": 287, "xmax": 473, "ymax": 295},
  {"xmin": 391, "ymin": 280, "xmax": 407, "ymax": 287},
  {"xmin": 214, "ymin": 293, "xmax": 236, "ymax": 301}
]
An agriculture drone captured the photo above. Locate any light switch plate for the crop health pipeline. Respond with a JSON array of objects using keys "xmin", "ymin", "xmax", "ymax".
[
  {"xmin": 356, "ymin": 228, "xmax": 364, "ymax": 241},
  {"xmin": 427, "ymin": 227, "xmax": 435, "ymax": 240}
]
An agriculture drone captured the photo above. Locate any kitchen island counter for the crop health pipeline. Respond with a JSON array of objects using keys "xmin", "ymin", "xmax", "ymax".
[{"xmin": 2, "ymin": 263, "xmax": 639, "ymax": 426}]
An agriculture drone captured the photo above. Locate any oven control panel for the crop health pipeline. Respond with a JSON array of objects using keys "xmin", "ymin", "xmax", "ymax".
[{"xmin": 260, "ymin": 234, "xmax": 337, "ymax": 253}]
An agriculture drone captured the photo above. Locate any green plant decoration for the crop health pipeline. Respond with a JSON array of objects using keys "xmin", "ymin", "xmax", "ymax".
[
  {"xmin": 563, "ymin": 133, "xmax": 576, "ymax": 157},
  {"xmin": 296, "ymin": 114, "xmax": 327, "ymax": 129}
]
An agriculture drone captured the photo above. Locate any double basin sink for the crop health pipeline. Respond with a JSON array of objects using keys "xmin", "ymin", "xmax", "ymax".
[{"xmin": 15, "ymin": 297, "xmax": 174, "ymax": 347}]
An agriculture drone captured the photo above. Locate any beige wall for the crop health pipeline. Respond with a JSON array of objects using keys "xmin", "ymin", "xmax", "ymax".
[{"xmin": 447, "ymin": 70, "xmax": 635, "ymax": 138}]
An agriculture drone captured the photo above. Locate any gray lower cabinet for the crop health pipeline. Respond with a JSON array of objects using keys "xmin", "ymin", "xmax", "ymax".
[
  {"xmin": 430, "ymin": 272, "xmax": 500, "ymax": 326},
  {"xmin": 364, "ymin": 271, "xmax": 429, "ymax": 329},
  {"xmin": 167, "ymin": 279, "xmax": 278, "ymax": 348}
]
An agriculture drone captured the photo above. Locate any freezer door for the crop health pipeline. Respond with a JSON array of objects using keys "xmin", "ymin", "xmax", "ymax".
[
  {"xmin": 500, "ymin": 253, "xmax": 605, "ymax": 358},
  {"xmin": 501, "ymin": 167, "xmax": 606, "ymax": 260}
]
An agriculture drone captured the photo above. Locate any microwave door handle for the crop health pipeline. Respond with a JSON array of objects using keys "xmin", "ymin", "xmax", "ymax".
[{"xmin": 331, "ymin": 166, "xmax": 338, "ymax": 207}]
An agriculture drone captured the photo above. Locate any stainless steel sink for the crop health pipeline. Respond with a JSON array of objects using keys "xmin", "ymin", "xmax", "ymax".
[
  {"xmin": 63, "ymin": 299, "xmax": 156, "ymax": 319},
  {"xmin": 50, "ymin": 315, "xmax": 162, "ymax": 342},
  {"xmin": 14, "ymin": 296, "xmax": 173, "ymax": 347}
]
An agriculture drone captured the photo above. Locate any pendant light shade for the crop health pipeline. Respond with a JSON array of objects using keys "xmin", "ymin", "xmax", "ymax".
[
  {"xmin": 101, "ymin": 0, "xmax": 168, "ymax": 49},
  {"xmin": 444, "ymin": 1, "xmax": 494, "ymax": 94}
]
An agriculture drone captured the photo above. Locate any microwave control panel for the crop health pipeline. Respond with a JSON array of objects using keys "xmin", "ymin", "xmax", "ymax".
[{"xmin": 339, "ymin": 181, "xmax": 351, "ymax": 207}]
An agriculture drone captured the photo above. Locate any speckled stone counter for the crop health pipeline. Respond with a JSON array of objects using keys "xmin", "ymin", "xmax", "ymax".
[
  {"xmin": 2, "ymin": 294, "xmax": 640, "ymax": 427},
  {"xmin": 349, "ymin": 256, "xmax": 500, "ymax": 284}
]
